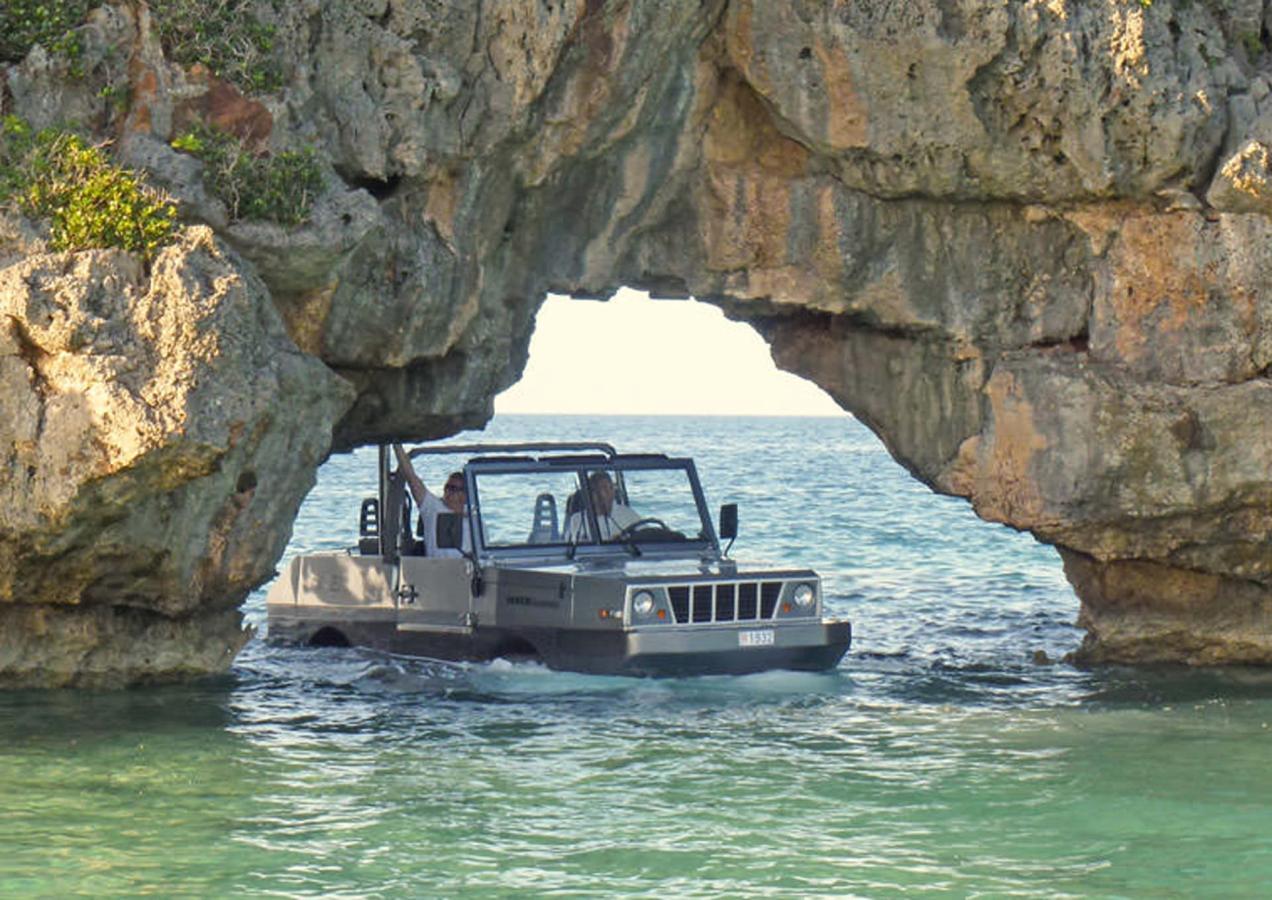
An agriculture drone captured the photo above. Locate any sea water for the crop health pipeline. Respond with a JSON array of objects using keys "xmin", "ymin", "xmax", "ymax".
[{"xmin": 4, "ymin": 415, "xmax": 1272, "ymax": 897}]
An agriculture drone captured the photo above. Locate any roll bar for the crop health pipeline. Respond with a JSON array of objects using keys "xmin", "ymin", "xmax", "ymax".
[
  {"xmin": 380, "ymin": 443, "xmax": 619, "ymax": 553},
  {"xmin": 402, "ymin": 441, "xmax": 618, "ymax": 460}
]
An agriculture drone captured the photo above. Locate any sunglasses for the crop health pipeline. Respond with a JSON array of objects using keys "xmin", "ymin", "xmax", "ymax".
[{"xmin": 444, "ymin": 483, "xmax": 465, "ymax": 494}]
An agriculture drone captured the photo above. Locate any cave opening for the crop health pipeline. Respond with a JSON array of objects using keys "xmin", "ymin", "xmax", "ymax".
[
  {"xmin": 494, "ymin": 289, "xmax": 844, "ymax": 417},
  {"xmin": 268, "ymin": 288, "xmax": 1077, "ymax": 668}
]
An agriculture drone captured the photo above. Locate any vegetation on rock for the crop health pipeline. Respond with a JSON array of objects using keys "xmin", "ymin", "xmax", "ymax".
[
  {"xmin": 171, "ymin": 124, "xmax": 322, "ymax": 226},
  {"xmin": 148, "ymin": 0, "xmax": 285, "ymax": 93},
  {"xmin": 0, "ymin": 0, "xmax": 92, "ymax": 66},
  {"xmin": 0, "ymin": 116, "xmax": 178, "ymax": 261}
]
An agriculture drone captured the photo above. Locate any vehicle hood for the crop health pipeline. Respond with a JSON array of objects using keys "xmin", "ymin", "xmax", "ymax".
[{"xmin": 501, "ymin": 556, "xmax": 815, "ymax": 582}]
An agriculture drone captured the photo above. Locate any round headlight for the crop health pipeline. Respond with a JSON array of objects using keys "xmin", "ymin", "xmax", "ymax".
[
  {"xmin": 632, "ymin": 590, "xmax": 656, "ymax": 616},
  {"xmin": 792, "ymin": 583, "xmax": 815, "ymax": 609}
]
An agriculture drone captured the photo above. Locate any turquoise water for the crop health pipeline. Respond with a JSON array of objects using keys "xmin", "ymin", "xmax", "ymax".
[{"xmin": 5, "ymin": 415, "xmax": 1272, "ymax": 896}]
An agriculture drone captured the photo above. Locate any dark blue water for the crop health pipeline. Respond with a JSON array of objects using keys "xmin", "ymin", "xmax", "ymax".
[{"xmin": 6, "ymin": 415, "xmax": 1272, "ymax": 896}]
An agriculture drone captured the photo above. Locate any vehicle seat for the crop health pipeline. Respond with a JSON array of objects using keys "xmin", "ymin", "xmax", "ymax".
[
  {"xmin": 358, "ymin": 497, "xmax": 379, "ymax": 555},
  {"xmin": 527, "ymin": 493, "xmax": 559, "ymax": 543}
]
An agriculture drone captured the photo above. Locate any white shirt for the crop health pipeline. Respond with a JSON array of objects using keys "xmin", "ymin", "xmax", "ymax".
[
  {"xmin": 564, "ymin": 503, "xmax": 641, "ymax": 543},
  {"xmin": 419, "ymin": 490, "xmax": 471, "ymax": 558}
]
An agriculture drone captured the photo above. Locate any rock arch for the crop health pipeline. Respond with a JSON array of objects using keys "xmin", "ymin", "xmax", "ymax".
[{"xmin": 1, "ymin": 0, "xmax": 1269, "ymax": 685}]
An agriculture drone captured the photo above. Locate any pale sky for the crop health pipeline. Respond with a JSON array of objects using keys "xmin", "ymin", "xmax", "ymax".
[{"xmin": 494, "ymin": 289, "xmax": 846, "ymax": 416}]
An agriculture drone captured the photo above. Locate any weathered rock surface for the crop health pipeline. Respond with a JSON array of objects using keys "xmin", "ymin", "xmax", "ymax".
[
  {"xmin": 0, "ymin": 227, "xmax": 350, "ymax": 685},
  {"xmin": 1, "ymin": 0, "xmax": 1270, "ymax": 683}
]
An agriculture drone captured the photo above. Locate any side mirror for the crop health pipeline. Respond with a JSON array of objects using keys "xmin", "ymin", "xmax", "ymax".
[
  {"xmin": 436, "ymin": 512, "xmax": 464, "ymax": 550},
  {"xmin": 718, "ymin": 503, "xmax": 738, "ymax": 541}
]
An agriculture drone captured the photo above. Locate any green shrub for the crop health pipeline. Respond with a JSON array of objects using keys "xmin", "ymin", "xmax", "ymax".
[
  {"xmin": 147, "ymin": 0, "xmax": 284, "ymax": 94},
  {"xmin": 171, "ymin": 124, "xmax": 322, "ymax": 226},
  {"xmin": 0, "ymin": 0, "xmax": 92, "ymax": 66},
  {"xmin": 0, "ymin": 116, "xmax": 36, "ymax": 200},
  {"xmin": 1, "ymin": 116, "xmax": 179, "ymax": 261}
]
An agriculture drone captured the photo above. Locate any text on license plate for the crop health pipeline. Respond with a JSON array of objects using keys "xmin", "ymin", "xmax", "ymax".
[{"xmin": 738, "ymin": 629, "xmax": 775, "ymax": 648}]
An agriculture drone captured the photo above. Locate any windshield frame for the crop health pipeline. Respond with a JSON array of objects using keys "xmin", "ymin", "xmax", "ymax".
[{"xmin": 466, "ymin": 454, "xmax": 720, "ymax": 560}]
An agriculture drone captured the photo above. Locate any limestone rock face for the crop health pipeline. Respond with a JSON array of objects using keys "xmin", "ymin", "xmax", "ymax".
[
  {"xmin": 0, "ymin": 228, "xmax": 351, "ymax": 685},
  {"xmin": 1, "ymin": 0, "xmax": 1271, "ymax": 682}
]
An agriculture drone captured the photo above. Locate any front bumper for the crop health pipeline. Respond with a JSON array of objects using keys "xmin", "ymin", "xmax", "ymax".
[{"xmin": 604, "ymin": 619, "xmax": 851, "ymax": 676}]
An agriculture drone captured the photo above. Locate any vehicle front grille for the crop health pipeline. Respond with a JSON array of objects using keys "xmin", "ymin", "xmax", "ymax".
[
  {"xmin": 761, "ymin": 582, "xmax": 782, "ymax": 619},
  {"xmin": 666, "ymin": 581, "xmax": 797, "ymax": 624},
  {"xmin": 670, "ymin": 586, "xmax": 690, "ymax": 623}
]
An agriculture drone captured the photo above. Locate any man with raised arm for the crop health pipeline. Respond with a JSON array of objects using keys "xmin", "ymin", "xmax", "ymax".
[{"xmin": 392, "ymin": 443, "xmax": 471, "ymax": 557}]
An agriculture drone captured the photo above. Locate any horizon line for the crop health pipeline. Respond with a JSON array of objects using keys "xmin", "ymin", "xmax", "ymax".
[{"xmin": 492, "ymin": 410, "xmax": 851, "ymax": 418}]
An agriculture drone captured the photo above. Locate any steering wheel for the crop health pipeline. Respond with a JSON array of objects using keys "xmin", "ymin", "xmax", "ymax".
[{"xmin": 616, "ymin": 517, "xmax": 672, "ymax": 538}]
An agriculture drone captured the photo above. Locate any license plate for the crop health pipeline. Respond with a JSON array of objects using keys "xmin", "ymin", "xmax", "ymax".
[{"xmin": 738, "ymin": 629, "xmax": 775, "ymax": 648}]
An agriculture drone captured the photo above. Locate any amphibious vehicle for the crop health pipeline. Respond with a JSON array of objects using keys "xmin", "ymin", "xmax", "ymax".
[{"xmin": 266, "ymin": 442, "xmax": 851, "ymax": 676}]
